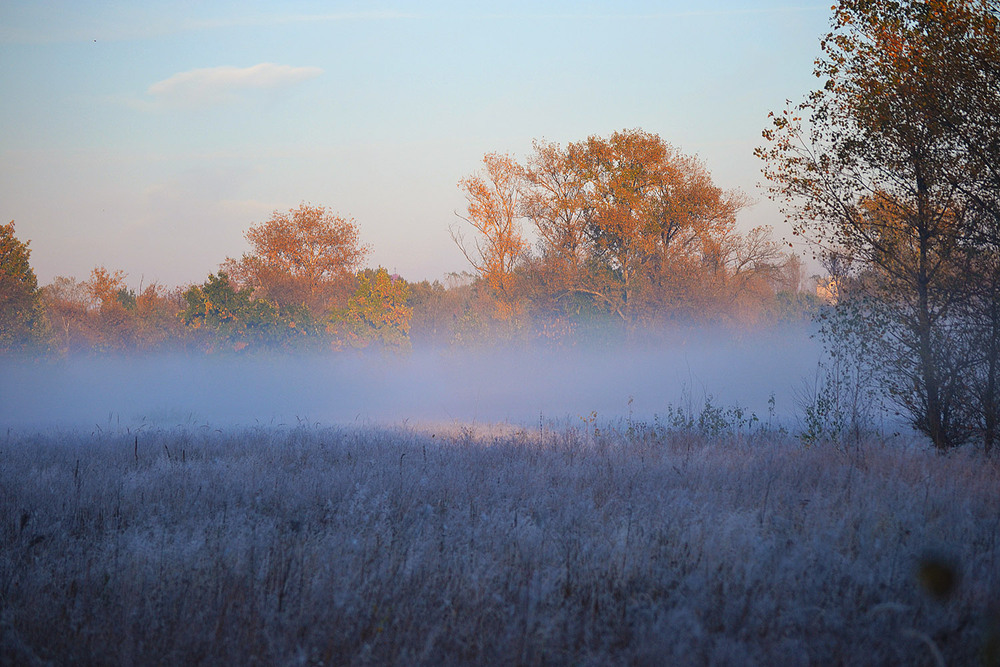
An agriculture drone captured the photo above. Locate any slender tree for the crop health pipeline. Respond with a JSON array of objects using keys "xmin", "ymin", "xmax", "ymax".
[
  {"xmin": 453, "ymin": 153, "xmax": 528, "ymax": 320},
  {"xmin": 521, "ymin": 139, "xmax": 591, "ymax": 275}
]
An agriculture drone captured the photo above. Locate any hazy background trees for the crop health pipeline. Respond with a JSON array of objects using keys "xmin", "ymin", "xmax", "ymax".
[
  {"xmin": 39, "ymin": 267, "xmax": 187, "ymax": 354},
  {"xmin": 758, "ymin": 0, "xmax": 1000, "ymax": 450},
  {"xmin": 2, "ymin": 134, "xmax": 818, "ymax": 356}
]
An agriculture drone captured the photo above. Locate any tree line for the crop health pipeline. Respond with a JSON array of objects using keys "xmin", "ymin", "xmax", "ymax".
[
  {"xmin": 0, "ymin": 208, "xmax": 416, "ymax": 355},
  {"xmin": 0, "ymin": 134, "xmax": 814, "ymax": 356}
]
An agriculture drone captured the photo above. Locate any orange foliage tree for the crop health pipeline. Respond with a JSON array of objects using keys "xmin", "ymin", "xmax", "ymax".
[
  {"xmin": 451, "ymin": 131, "xmax": 792, "ymax": 336},
  {"xmin": 521, "ymin": 139, "xmax": 591, "ymax": 279},
  {"xmin": 224, "ymin": 203, "xmax": 369, "ymax": 313},
  {"xmin": 84, "ymin": 267, "xmax": 134, "ymax": 351},
  {"xmin": 528, "ymin": 129, "xmax": 769, "ymax": 325},
  {"xmin": 41, "ymin": 267, "xmax": 188, "ymax": 353},
  {"xmin": 453, "ymin": 153, "xmax": 528, "ymax": 320}
]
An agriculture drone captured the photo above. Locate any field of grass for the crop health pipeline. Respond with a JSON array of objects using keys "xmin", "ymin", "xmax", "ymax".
[{"xmin": 1, "ymin": 419, "xmax": 998, "ymax": 665}]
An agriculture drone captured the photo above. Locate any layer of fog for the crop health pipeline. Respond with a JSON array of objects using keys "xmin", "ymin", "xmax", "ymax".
[{"xmin": 1, "ymin": 327, "xmax": 827, "ymax": 431}]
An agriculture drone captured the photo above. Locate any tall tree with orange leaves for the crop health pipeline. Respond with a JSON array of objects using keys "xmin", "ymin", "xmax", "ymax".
[
  {"xmin": 224, "ymin": 203, "xmax": 368, "ymax": 313},
  {"xmin": 757, "ymin": 0, "xmax": 1000, "ymax": 449},
  {"xmin": 455, "ymin": 132, "xmax": 780, "ymax": 333},
  {"xmin": 521, "ymin": 139, "xmax": 591, "ymax": 275},
  {"xmin": 564, "ymin": 129, "xmax": 755, "ymax": 324}
]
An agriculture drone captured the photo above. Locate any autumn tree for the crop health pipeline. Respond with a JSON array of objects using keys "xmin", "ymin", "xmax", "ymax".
[
  {"xmin": 453, "ymin": 153, "xmax": 528, "ymax": 320},
  {"xmin": 673, "ymin": 224, "xmax": 784, "ymax": 324},
  {"xmin": 40, "ymin": 276, "xmax": 91, "ymax": 353},
  {"xmin": 407, "ymin": 278, "xmax": 474, "ymax": 346},
  {"xmin": 535, "ymin": 129, "xmax": 761, "ymax": 325},
  {"xmin": 333, "ymin": 268, "xmax": 412, "ymax": 350},
  {"xmin": 521, "ymin": 139, "xmax": 591, "ymax": 285},
  {"xmin": 570, "ymin": 130, "xmax": 670, "ymax": 321},
  {"xmin": 39, "ymin": 267, "xmax": 190, "ymax": 354},
  {"xmin": 0, "ymin": 221, "xmax": 46, "ymax": 352},
  {"xmin": 128, "ymin": 283, "xmax": 190, "ymax": 351},
  {"xmin": 757, "ymin": 0, "xmax": 1000, "ymax": 449},
  {"xmin": 936, "ymin": 1, "xmax": 1000, "ymax": 451},
  {"xmin": 224, "ymin": 204, "xmax": 368, "ymax": 313},
  {"xmin": 83, "ymin": 267, "xmax": 141, "ymax": 351},
  {"xmin": 453, "ymin": 131, "xmax": 788, "ymax": 337},
  {"xmin": 36, "ymin": 269, "xmax": 129, "ymax": 353}
]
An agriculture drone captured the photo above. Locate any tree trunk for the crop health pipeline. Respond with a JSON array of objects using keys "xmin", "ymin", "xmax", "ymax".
[
  {"xmin": 983, "ymin": 273, "xmax": 1000, "ymax": 452},
  {"xmin": 915, "ymin": 193, "xmax": 951, "ymax": 451}
]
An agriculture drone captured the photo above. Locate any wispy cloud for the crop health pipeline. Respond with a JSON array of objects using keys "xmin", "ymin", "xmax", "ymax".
[
  {"xmin": 185, "ymin": 11, "xmax": 416, "ymax": 31},
  {"xmin": 147, "ymin": 63, "xmax": 323, "ymax": 107}
]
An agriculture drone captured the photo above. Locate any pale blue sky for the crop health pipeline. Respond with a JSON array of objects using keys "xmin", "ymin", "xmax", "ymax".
[{"xmin": 1, "ymin": 1, "xmax": 831, "ymax": 288}]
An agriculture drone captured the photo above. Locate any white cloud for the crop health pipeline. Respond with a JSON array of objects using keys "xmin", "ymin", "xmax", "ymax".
[{"xmin": 147, "ymin": 63, "xmax": 323, "ymax": 107}]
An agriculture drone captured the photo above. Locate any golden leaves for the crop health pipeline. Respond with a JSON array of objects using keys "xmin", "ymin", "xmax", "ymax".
[
  {"xmin": 226, "ymin": 203, "xmax": 369, "ymax": 312},
  {"xmin": 454, "ymin": 153, "xmax": 528, "ymax": 319}
]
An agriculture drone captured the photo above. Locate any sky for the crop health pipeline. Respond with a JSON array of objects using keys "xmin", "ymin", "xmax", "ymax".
[{"xmin": 0, "ymin": 1, "xmax": 834, "ymax": 290}]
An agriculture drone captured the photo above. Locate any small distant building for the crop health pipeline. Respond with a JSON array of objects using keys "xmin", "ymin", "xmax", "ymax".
[
  {"xmin": 444, "ymin": 271, "xmax": 475, "ymax": 289},
  {"xmin": 815, "ymin": 276, "xmax": 840, "ymax": 305}
]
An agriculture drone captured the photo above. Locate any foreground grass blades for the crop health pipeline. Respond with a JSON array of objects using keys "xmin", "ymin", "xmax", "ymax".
[{"xmin": 1, "ymin": 421, "xmax": 998, "ymax": 665}]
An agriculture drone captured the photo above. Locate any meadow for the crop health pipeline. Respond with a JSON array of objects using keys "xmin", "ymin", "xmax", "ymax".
[{"xmin": 1, "ymin": 417, "xmax": 997, "ymax": 665}]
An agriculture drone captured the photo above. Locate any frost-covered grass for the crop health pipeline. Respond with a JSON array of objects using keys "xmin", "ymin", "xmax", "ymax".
[{"xmin": 1, "ymin": 420, "xmax": 998, "ymax": 665}]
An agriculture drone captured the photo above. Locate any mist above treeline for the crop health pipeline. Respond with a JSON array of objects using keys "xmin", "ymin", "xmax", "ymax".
[{"xmin": 0, "ymin": 129, "xmax": 819, "ymax": 356}]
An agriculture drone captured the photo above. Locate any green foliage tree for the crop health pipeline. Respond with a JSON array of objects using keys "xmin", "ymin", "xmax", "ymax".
[
  {"xmin": 181, "ymin": 272, "xmax": 291, "ymax": 352},
  {"xmin": 0, "ymin": 221, "xmax": 46, "ymax": 352},
  {"xmin": 333, "ymin": 268, "xmax": 412, "ymax": 350}
]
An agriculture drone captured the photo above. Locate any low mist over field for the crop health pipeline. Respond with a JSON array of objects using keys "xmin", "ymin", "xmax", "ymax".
[{"xmin": 1, "ymin": 327, "xmax": 820, "ymax": 431}]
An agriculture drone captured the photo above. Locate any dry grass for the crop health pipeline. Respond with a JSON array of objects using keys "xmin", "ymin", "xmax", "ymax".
[{"xmin": 1, "ymin": 420, "xmax": 997, "ymax": 665}]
